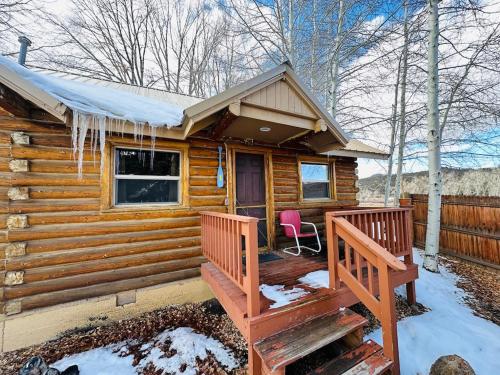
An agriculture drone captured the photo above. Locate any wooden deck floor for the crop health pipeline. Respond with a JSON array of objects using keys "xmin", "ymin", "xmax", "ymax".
[{"xmin": 201, "ymin": 254, "xmax": 418, "ymax": 342}]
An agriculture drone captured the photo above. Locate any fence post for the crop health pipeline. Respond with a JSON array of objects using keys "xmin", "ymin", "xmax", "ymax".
[
  {"xmin": 400, "ymin": 202, "xmax": 417, "ymax": 305},
  {"xmin": 378, "ymin": 262, "xmax": 400, "ymax": 375},
  {"xmin": 325, "ymin": 213, "xmax": 340, "ymax": 290}
]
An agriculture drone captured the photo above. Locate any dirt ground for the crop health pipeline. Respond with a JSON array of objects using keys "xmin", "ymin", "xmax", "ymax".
[
  {"xmin": 0, "ymin": 295, "xmax": 426, "ymax": 375},
  {"xmin": 439, "ymin": 254, "xmax": 500, "ymax": 326},
  {"xmin": 3, "ymin": 254, "xmax": 495, "ymax": 375}
]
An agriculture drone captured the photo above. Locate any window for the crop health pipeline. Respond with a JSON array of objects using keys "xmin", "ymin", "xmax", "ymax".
[
  {"xmin": 114, "ymin": 147, "xmax": 181, "ymax": 205},
  {"xmin": 301, "ymin": 163, "xmax": 331, "ymax": 199}
]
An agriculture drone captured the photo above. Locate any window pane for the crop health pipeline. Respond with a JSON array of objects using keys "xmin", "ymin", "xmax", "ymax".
[
  {"xmin": 115, "ymin": 148, "xmax": 180, "ymax": 176},
  {"xmin": 116, "ymin": 179, "xmax": 178, "ymax": 204},
  {"xmin": 303, "ymin": 182, "xmax": 330, "ymax": 199},
  {"xmin": 301, "ymin": 163, "xmax": 328, "ymax": 182}
]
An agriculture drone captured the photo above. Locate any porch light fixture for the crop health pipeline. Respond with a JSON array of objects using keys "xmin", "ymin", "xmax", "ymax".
[{"xmin": 259, "ymin": 126, "xmax": 271, "ymax": 132}]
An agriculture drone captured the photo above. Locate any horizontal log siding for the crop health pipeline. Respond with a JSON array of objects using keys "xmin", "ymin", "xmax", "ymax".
[
  {"xmin": 411, "ymin": 194, "xmax": 500, "ymax": 266},
  {"xmin": 273, "ymin": 155, "xmax": 359, "ymax": 249},
  {"xmin": 0, "ymin": 117, "xmax": 228, "ymax": 313}
]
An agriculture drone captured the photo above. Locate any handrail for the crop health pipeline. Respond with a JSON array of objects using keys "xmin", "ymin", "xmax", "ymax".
[
  {"xmin": 334, "ymin": 218, "xmax": 407, "ymax": 271},
  {"xmin": 325, "ymin": 212, "xmax": 404, "ymax": 375},
  {"xmin": 200, "ymin": 211, "xmax": 260, "ymax": 317}
]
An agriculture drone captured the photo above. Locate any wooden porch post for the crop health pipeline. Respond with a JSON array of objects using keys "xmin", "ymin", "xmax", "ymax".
[
  {"xmin": 378, "ymin": 263, "xmax": 400, "ymax": 375},
  {"xmin": 243, "ymin": 218, "xmax": 262, "ymax": 375},
  {"xmin": 325, "ymin": 213, "xmax": 340, "ymax": 290}
]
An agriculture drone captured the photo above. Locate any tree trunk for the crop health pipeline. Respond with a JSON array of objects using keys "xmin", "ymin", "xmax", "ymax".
[
  {"xmin": 330, "ymin": 0, "xmax": 345, "ymax": 117},
  {"xmin": 424, "ymin": 0, "xmax": 442, "ymax": 273},
  {"xmin": 394, "ymin": 0, "xmax": 409, "ymax": 206},
  {"xmin": 384, "ymin": 55, "xmax": 403, "ymax": 207}
]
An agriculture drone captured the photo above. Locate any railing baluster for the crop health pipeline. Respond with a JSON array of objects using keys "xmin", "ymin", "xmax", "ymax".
[
  {"xmin": 345, "ymin": 243, "xmax": 351, "ymax": 273},
  {"xmin": 355, "ymin": 251, "xmax": 362, "ymax": 282},
  {"xmin": 367, "ymin": 263, "xmax": 374, "ymax": 294}
]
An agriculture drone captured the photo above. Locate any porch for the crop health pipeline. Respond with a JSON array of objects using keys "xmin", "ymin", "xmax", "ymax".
[{"xmin": 200, "ymin": 207, "xmax": 418, "ymax": 374}]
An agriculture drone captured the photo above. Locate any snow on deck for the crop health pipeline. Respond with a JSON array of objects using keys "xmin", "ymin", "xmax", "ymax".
[
  {"xmin": 259, "ymin": 284, "xmax": 309, "ymax": 309},
  {"xmin": 51, "ymin": 327, "xmax": 238, "ymax": 375},
  {"xmin": 368, "ymin": 249, "xmax": 500, "ymax": 375},
  {"xmin": 0, "ymin": 55, "xmax": 184, "ymax": 127}
]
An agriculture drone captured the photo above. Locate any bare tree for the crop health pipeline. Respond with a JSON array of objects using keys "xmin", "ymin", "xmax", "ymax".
[{"xmin": 44, "ymin": 0, "xmax": 154, "ymax": 86}]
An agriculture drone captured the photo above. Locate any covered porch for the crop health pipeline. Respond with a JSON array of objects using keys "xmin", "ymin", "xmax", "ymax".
[{"xmin": 200, "ymin": 206, "xmax": 418, "ymax": 374}]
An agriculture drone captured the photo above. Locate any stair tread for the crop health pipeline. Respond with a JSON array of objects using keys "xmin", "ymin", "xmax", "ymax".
[
  {"xmin": 254, "ymin": 308, "xmax": 367, "ymax": 371},
  {"xmin": 343, "ymin": 349, "xmax": 393, "ymax": 375},
  {"xmin": 308, "ymin": 339, "xmax": 391, "ymax": 375}
]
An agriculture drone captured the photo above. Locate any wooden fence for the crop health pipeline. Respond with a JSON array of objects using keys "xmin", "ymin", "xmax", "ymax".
[{"xmin": 410, "ymin": 194, "xmax": 500, "ymax": 267}]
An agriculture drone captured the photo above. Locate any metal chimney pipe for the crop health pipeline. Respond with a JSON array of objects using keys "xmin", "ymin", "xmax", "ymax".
[{"xmin": 18, "ymin": 36, "xmax": 32, "ymax": 66}]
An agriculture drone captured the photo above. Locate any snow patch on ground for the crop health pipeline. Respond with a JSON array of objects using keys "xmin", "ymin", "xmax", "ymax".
[
  {"xmin": 368, "ymin": 250, "xmax": 500, "ymax": 375},
  {"xmin": 259, "ymin": 284, "xmax": 309, "ymax": 308},
  {"xmin": 51, "ymin": 327, "xmax": 237, "ymax": 375},
  {"xmin": 138, "ymin": 327, "xmax": 238, "ymax": 375},
  {"xmin": 52, "ymin": 345, "xmax": 136, "ymax": 375},
  {"xmin": 299, "ymin": 270, "xmax": 330, "ymax": 289}
]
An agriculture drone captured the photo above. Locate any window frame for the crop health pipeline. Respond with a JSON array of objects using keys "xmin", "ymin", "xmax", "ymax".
[
  {"xmin": 112, "ymin": 146, "xmax": 182, "ymax": 207},
  {"xmin": 298, "ymin": 157, "xmax": 336, "ymax": 202}
]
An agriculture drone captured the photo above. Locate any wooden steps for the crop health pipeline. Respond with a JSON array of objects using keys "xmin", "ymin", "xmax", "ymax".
[
  {"xmin": 307, "ymin": 340, "xmax": 393, "ymax": 375},
  {"xmin": 253, "ymin": 309, "xmax": 367, "ymax": 373}
]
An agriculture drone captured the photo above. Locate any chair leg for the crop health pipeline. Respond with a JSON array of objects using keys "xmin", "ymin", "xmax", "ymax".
[{"xmin": 282, "ymin": 246, "xmax": 301, "ymax": 256}]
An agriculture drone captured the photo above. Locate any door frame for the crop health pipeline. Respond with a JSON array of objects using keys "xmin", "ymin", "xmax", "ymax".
[{"xmin": 226, "ymin": 144, "xmax": 275, "ymax": 250}]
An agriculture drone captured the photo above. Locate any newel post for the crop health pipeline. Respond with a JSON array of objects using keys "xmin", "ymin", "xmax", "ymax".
[
  {"xmin": 243, "ymin": 219, "xmax": 260, "ymax": 318},
  {"xmin": 378, "ymin": 263, "xmax": 400, "ymax": 375},
  {"xmin": 325, "ymin": 213, "xmax": 340, "ymax": 290}
]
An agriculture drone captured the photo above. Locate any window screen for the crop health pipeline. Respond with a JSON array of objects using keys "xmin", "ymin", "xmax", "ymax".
[
  {"xmin": 301, "ymin": 163, "xmax": 330, "ymax": 199},
  {"xmin": 114, "ymin": 148, "xmax": 181, "ymax": 205}
]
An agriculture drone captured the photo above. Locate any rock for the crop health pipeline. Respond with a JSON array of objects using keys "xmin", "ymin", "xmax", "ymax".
[
  {"xmin": 19, "ymin": 356, "xmax": 48, "ymax": 375},
  {"xmin": 60, "ymin": 365, "xmax": 79, "ymax": 375},
  {"xmin": 430, "ymin": 355, "xmax": 476, "ymax": 375},
  {"xmin": 18, "ymin": 356, "xmax": 79, "ymax": 375}
]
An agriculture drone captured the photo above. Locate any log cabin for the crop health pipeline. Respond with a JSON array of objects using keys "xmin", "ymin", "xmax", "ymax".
[{"xmin": 0, "ymin": 54, "xmax": 418, "ymax": 373}]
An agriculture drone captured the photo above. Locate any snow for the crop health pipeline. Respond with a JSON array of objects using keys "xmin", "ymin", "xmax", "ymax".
[
  {"xmin": 51, "ymin": 327, "xmax": 238, "ymax": 375},
  {"xmin": 298, "ymin": 270, "xmax": 329, "ymax": 289},
  {"xmin": 1, "ymin": 55, "xmax": 188, "ymax": 177},
  {"xmin": 259, "ymin": 284, "xmax": 309, "ymax": 309},
  {"xmin": 0, "ymin": 55, "xmax": 184, "ymax": 127},
  {"xmin": 52, "ymin": 345, "xmax": 136, "ymax": 375},
  {"xmin": 367, "ymin": 250, "xmax": 500, "ymax": 375}
]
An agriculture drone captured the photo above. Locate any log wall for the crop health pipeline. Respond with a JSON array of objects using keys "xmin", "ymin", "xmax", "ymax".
[
  {"xmin": 411, "ymin": 194, "xmax": 500, "ymax": 267},
  {"xmin": 272, "ymin": 154, "xmax": 358, "ymax": 248},
  {"xmin": 0, "ymin": 116, "xmax": 358, "ymax": 315}
]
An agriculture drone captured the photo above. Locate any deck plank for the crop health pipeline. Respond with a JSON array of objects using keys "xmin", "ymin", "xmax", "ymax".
[{"xmin": 254, "ymin": 309, "xmax": 367, "ymax": 371}]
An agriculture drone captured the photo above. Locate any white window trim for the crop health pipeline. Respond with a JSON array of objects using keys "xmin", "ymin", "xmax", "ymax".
[
  {"xmin": 301, "ymin": 162, "xmax": 331, "ymax": 200},
  {"xmin": 113, "ymin": 146, "xmax": 182, "ymax": 206}
]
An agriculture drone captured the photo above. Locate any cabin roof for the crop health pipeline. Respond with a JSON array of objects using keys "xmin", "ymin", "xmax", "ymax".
[{"xmin": 0, "ymin": 56, "xmax": 387, "ymax": 158}]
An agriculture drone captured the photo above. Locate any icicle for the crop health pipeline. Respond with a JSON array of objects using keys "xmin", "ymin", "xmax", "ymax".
[
  {"xmin": 77, "ymin": 113, "xmax": 90, "ymax": 179},
  {"xmin": 98, "ymin": 116, "xmax": 107, "ymax": 175},
  {"xmin": 71, "ymin": 112, "xmax": 79, "ymax": 160},
  {"xmin": 150, "ymin": 125, "xmax": 157, "ymax": 170}
]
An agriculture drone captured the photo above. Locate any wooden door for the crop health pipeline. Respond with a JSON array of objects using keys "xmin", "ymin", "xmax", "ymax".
[{"xmin": 235, "ymin": 152, "xmax": 268, "ymax": 247}]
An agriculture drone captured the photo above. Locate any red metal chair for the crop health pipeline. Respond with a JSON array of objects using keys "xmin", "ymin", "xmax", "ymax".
[{"xmin": 279, "ymin": 210, "xmax": 322, "ymax": 256}]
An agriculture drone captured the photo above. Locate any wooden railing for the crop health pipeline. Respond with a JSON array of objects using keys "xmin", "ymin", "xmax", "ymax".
[
  {"xmin": 200, "ymin": 211, "xmax": 261, "ymax": 317},
  {"xmin": 331, "ymin": 207, "xmax": 413, "ymax": 258},
  {"xmin": 326, "ymin": 212, "xmax": 408, "ymax": 375}
]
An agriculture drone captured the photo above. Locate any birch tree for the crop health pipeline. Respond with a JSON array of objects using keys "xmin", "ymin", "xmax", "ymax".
[
  {"xmin": 393, "ymin": 0, "xmax": 410, "ymax": 205},
  {"xmin": 423, "ymin": 0, "xmax": 441, "ymax": 272}
]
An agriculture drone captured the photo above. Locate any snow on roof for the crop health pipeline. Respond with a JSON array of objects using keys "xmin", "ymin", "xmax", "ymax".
[
  {"xmin": 30, "ymin": 66, "xmax": 202, "ymax": 111},
  {"xmin": 0, "ymin": 55, "xmax": 193, "ymax": 127}
]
